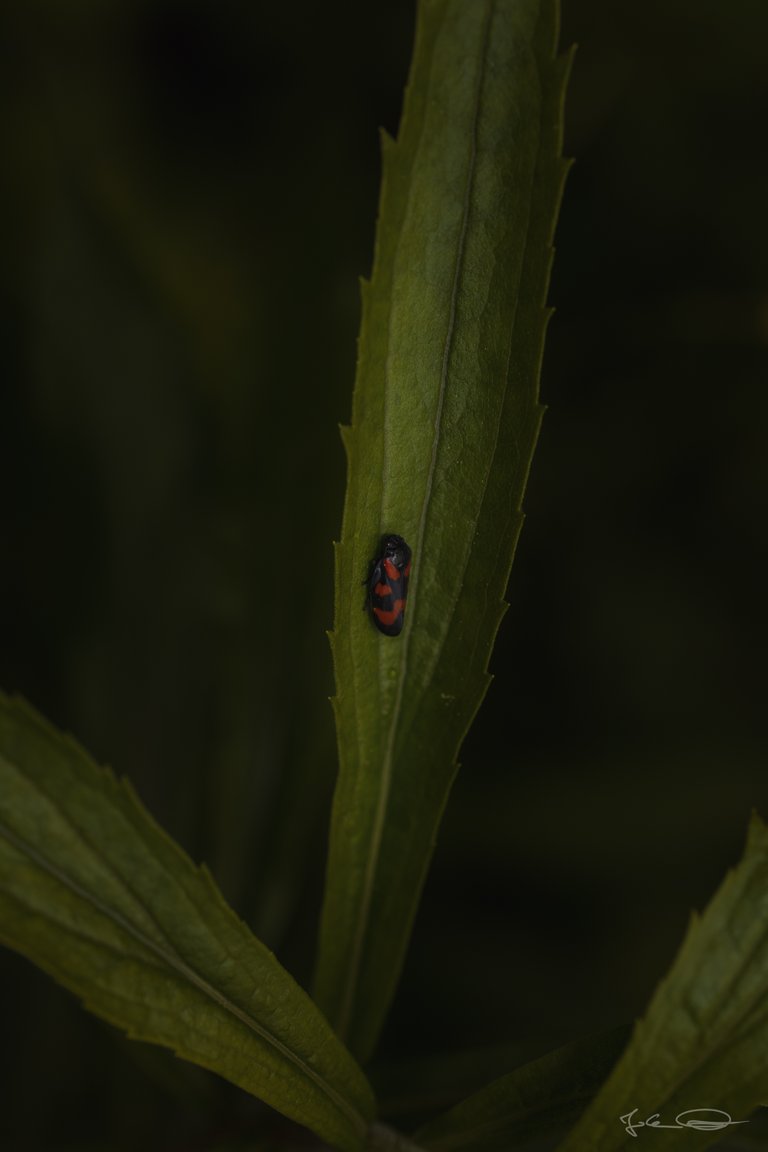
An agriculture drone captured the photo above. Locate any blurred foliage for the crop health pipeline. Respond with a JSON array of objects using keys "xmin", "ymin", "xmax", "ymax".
[{"xmin": 1, "ymin": 0, "xmax": 767, "ymax": 1148}]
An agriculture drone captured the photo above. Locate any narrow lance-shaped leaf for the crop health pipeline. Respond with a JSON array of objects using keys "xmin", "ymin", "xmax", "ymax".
[
  {"xmin": 314, "ymin": 0, "xmax": 572, "ymax": 1062},
  {"xmin": 413, "ymin": 1027, "xmax": 630, "ymax": 1152},
  {"xmin": 0, "ymin": 693, "xmax": 375, "ymax": 1152},
  {"xmin": 556, "ymin": 815, "xmax": 768, "ymax": 1152}
]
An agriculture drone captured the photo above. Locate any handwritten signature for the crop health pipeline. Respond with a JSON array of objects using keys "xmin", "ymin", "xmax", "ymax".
[{"xmin": 620, "ymin": 1109, "xmax": 748, "ymax": 1137}]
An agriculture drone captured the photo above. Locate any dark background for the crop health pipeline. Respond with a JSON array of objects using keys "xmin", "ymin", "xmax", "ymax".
[{"xmin": 2, "ymin": 1, "xmax": 767, "ymax": 1147}]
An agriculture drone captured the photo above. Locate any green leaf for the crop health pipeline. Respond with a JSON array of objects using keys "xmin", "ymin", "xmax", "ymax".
[
  {"xmin": 412, "ymin": 1027, "xmax": 629, "ymax": 1151},
  {"xmin": 556, "ymin": 815, "xmax": 768, "ymax": 1152},
  {"xmin": 314, "ymin": 0, "xmax": 572, "ymax": 1062},
  {"xmin": 0, "ymin": 693, "xmax": 374, "ymax": 1152}
]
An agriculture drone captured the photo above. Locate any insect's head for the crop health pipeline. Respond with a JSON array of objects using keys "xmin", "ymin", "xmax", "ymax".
[{"xmin": 381, "ymin": 534, "xmax": 410, "ymax": 566}]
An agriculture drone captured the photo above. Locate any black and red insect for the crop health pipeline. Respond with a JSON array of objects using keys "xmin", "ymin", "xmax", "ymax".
[{"xmin": 366, "ymin": 534, "xmax": 412, "ymax": 637}]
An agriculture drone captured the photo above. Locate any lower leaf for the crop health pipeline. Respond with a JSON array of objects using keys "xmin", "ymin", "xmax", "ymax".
[{"xmin": 0, "ymin": 693, "xmax": 374, "ymax": 1152}]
